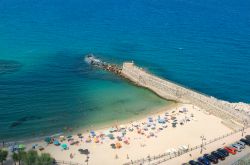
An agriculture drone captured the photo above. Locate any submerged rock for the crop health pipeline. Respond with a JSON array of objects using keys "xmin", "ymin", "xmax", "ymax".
[
  {"xmin": 0, "ymin": 59, "xmax": 22, "ymax": 75},
  {"xmin": 10, "ymin": 115, "xmax": 42, "ymax": 128}
]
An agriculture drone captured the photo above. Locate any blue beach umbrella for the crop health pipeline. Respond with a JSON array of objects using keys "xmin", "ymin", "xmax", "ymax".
[
  {"xmin": 54, "ymin": 140, "xmax": 60, "ymax": 146},
  {"xmin": 90, "ymin": 130, "xmax": 96, "ymax": 137},
  {"xmin": 148, "ymin": 117, "xmax": 153, "ymax": 122},
  {"xmin": 158, "ymin": 118, "xmax": 166, "ymax": 124}
]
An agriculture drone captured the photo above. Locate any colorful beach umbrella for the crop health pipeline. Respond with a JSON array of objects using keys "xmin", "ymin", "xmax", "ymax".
[
  {"xmin": 44, "ymin": 137, "xmax": 51, "ymax": 144},
  {"xmin": 61, "ymin": 144, "xmax": 68, "ymax": 150},
  {"xmin": 90, "ymin": 130, "xmax": 96, "ymax": 137},
  {"xmin": 115, "ymin": 142, "xmax": 122, "ymax": 149},
  {"xmin": 107, "ymin": 134, "xmax": 114, "ymax": 140},
  {"xmin": 53, "ymin": 140, "xmax": 60, "ymax": 146},
  {"xmin": 18, "ymin": 144, "xmax": 25, "ymax": 150}
]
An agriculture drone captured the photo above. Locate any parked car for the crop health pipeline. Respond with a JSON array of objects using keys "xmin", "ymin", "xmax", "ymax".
[
  {"xmin": 240, "ymin": 138, "xmax": 250, "ymax": 146},
  {"xmin": 211, "ymin": 151, "xmax": 225, "ymax": 160},
  {"xmin": 203, "ymin": 154, "xmax": 218, "ymax": 164},
  {"xmin": 217, "ymin": 148, "xmax": 229, "ymax": 157},
  {"xmin": 224, "ymin": 146, "xmax": 237, "ymax": 155},
  {"xmin": 189, "ymin": 160, "xmax": 203, "ymax": 165},
  {"xmin": 236, "ymin": 141, "xmax": 245, "ymax": 149},
  {"xmin": 231, "ymin": 143, "xmax": 242, "ymax": 152},
  {"xmin": 245, "ymin": 135, "xmax": 250, "ymax": 140},
  {"xmin": 198, "ymin": 157, "xmax": 210, "ymax": 165}
]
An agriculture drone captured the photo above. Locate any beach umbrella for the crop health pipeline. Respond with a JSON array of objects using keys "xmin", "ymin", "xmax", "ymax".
[
  {"xmin": 149, "ymin": 132, "xmax": 154, "ymax": 136},
  {"xmin": 119, "ymin": 125, "xmax": 125, "ymax": 129},
  {"xmin": 148, "ymin": 117, "xmax": 153, "ymax": 122},
  {"xmin": 132, "ymin": 122, "xmax": 139, "ymax": 127},
  {"xmin": 67, "ymin": 135, "xmax": 72, "ymax": 139},
  {"xmin": 117, "ymin": 136, "xmax": 122, "ymax": 141},
  {"xmin": 32, "ymin": 144, "xmax": 37, "ymax": 149},
  {"xmin": 53, "ymin": 140, "xmax": 60, "ymax": 146},
  {"xmin": 123, "ymin": 138, "xmax": 130, "ymax": 145},
  {"xmin": 147, "ymin": 122, "xmax": 152, "ymax": 127},
  {"xmin": 18, "ymin": 144, "xmax": 25, "ymax": 150},
  {"xmin": 151, "ymin": 126, "xmax": 156, "ymax": 130},
  {"xmin": 162, "ymin": 124, "xmax": 168, "ymax": 128},
  {"xmin": 128, "ymin": 127, "xmax": 134, "ymax": 131},
  {"xmin": 85, "ymin": 137, "xmax": 91, "ymax": 143},
  {"xmin": 69, "ymin": 140, "xmax": 75, "ymax": 145},
  {"xmin": 44, "ymin": 137, "xmax": 52, "ymax": 144},
  {"xmin": 110, "ymin": 143, "xmax": 116, "ymax": 149},
  {"xmin": 78, "ymin": 149, "xmax": 84, "ymax": 154},
  {"xmin": 90, "ymin": 130, "xmax": 96, "ymax": 137},
  {"xmin": 121, "ymin": 131, "xmax": 126, "ymax": 136},
  {"xmin": 107, "ymin": 134, "xmax": 114, "ymax": 140},
  {"xmin": 158, "ymin": 118, "xmax": 166, "ymax": 124},
  {"xmin": 61, "ymin": 144, "xmax": 68, "ymax": 150},
  {"xmin": 109, "ymin": 127, "xmax": 115, "ymax": 132},
  {"xmin": 59, "ymin": 136, "xmax": 65, "ymax": 141},
  {"xmin": 115, "ymin": 142, "xmax": 122, "ymax": 149},
  {"xmin": 93, "ymin": 137, "xmax": 99, "ymax": 143},
  {"xmin": 104, "ymin": 130, "xmax": 110, "ymax": 136}
]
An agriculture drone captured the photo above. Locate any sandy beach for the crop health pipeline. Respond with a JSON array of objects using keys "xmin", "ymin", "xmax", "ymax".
[{"xmin": 8, "ymin": 103, "xmax": 240, "ymax": 165}]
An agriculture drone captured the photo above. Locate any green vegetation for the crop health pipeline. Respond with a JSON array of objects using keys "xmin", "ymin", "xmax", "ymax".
[
  {"xmin": 1, "ymin": 149, "xmax": 54, "ymax": 165},
  {"xmin": 0, "ymin": 149, "xmax": 8, "ymax": 165}
]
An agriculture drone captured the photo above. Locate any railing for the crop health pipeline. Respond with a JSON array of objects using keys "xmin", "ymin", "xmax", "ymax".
[
  {"xmin": 124, "ymin": 127, "xmax": 248, "ymax": 165},
  {"xmin": 54, "ymin": 160, "xmax": 85, "ymax": 165}
]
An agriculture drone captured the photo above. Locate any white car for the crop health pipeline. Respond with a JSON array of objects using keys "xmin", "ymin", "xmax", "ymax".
[
  {"xmin": 231, "ymin": 143, "xmax": 242, "ymax": 152},
  {"xmin": 236, "ymin": 141, "xmax": 245, "ymax": 149}
]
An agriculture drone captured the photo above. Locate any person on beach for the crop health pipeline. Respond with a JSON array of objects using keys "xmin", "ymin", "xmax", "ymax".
[{"xmin": 70, "ymin": 153, "xmax": 74, "ymax": 159}]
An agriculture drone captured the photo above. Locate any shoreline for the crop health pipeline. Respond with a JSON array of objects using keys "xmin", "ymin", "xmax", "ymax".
[
  {"xmin": 5, "ymin": 102, "xmax": 238, "ymax": 165},
  {"xmin": 2, "ymin": 101, "xmax": 178, "ymax": 145}
]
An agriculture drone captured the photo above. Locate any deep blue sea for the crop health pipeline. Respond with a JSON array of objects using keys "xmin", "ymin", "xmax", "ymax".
[{"xmin": 0, "ymin": 0, "xmax": 250, "ymax": 141}]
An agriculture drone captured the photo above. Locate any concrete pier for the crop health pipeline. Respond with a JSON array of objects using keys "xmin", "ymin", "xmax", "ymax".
[{"xmin": 121, "ymin": 62, "xmax": 250, "ymax": 127}]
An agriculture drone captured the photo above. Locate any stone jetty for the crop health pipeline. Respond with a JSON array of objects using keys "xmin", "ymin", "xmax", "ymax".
[
  {"xmin": 86, "ymin": 55, "xmax": 250, "ymax": 128},
  {"xmin": 121, "ymin": 62, "xmax": 250, "ymax": 128}
]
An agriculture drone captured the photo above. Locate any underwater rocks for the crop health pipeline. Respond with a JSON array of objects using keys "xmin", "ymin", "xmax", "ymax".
[{"xmin": 0, "ymin": 59, "xmax": 22, "ymax": 75}]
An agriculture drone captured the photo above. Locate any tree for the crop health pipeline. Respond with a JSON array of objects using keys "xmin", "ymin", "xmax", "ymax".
[
  {"xmin": 23, "ymin": 150, "xmax": 38, "ymax": 165},
  {"xmin": 36, "ymin": 153, "xmax": 54, "ymax": 165},
  {"xmin": 0, "ymin": 149, "xmax": 8, "ymax": 165},
  {"xmin": 12, "ymin": 152, "xmax": 18, "ymax": 165},
  {"xmin": 17, "ymin": 150, "xmax": 26, "ymax": 165}
]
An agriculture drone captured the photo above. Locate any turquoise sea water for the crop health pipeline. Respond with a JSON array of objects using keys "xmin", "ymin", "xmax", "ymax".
[{"xmin": 0, "ymin": 0, "xmax": 250, "ymax": 141}]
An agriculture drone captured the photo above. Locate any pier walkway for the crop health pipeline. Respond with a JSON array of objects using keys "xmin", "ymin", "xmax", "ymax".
[{"xmin": 121, "ymin": 62, "xmax": 250, "ymax": 126}]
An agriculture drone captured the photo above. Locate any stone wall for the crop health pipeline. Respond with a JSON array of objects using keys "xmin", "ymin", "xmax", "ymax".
[{"xmin": 121, "ymin": 62, "xmax": 250, "ymax": 125}]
